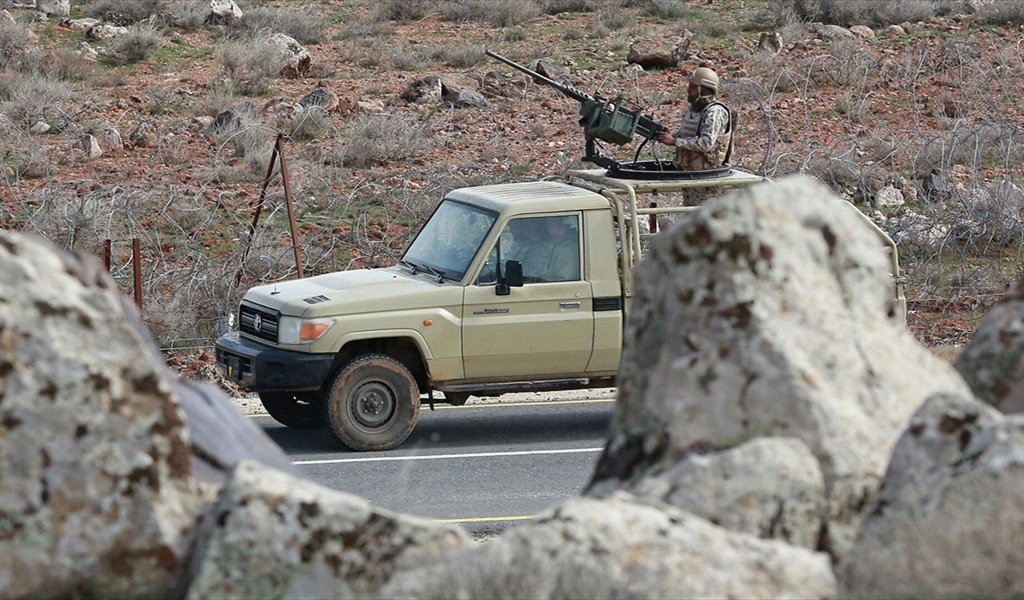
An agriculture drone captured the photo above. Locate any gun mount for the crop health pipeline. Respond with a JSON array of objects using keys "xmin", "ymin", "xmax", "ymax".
[{"xmin": 486, "ymin": 50, "xmax": 666, "ymax": 172}]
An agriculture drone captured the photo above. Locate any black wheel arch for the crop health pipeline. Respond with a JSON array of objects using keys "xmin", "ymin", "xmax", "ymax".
[{"xmin": 328, "ymin": 337, "xmax": 429, "ymax": 394}]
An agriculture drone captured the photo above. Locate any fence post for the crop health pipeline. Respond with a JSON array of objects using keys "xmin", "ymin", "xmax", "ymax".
[{"xmin": 132, "ymin": 238, "xmax": 142, "ymax": 311}]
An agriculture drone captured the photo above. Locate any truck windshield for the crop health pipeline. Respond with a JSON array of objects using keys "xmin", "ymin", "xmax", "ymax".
[{"xmin": 402, "ymin": 200, "xmax": 497, "ymax": 281}]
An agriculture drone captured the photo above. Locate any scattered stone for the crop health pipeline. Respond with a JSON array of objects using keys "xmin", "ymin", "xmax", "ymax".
[
  {"xmin": 36, "ymin": 0, "xmax": 70, "ymax": 17},
  {"xmin": 626, "ymin": 40, "xmax": 684, "ymax": 70},
  {"xmin": 29, "ymin": 120, "xmax": 51, "ymax": 134},
  {"xmin": 882, "ymin": 24, "xmax": 907, "ymax": 37},
  {"xmin": 873, "ymin": 185, "xmax": 904, "ymax": 208},
  {"xmin": 87, "ymin": 24, "xmax": 129, "ymax": 41},
  {"xmin": 401, "ymin": 75, "xmax": 442, "ymax": 104},
  {"xmin": 298, "ymin": 86, "xmax": 340, "ymax": 112},
  {"xmin": 129, "ymin": 120, "xmax": 159, "ymax": 148},
  {"xmin": 65, "ymin": 17, "xmax": 102, "ymax": 31},
  {"xmin": 206, "ymin": 0, "xmax": 244, "ymax": 25},
  {"xmin": 268, "ymin": 32, "xmax": 311, "ymax": 79},
  {"xmin": 849, "ymin": 25, "xmax": 875, "ymax": 39},
  {"xmin": 76, "ymin": 40, "xmax": 99, "ymax": 62},
  {"xmin": 74, "ymin": 134, "xmax": 103, "ymax": 160},
  {"xmin": 757, "ymin": 31, "xmax": 783, "ymax": 53}
]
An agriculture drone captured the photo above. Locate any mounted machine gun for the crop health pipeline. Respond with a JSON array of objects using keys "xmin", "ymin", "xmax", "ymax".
[{"xmin": 486, "ymin": 50, "xmax": 666, "ymax": 172}]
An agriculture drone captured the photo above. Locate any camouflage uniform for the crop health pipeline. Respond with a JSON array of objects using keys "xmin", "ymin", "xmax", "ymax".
[{"xmin": 670, "ymin": 102, "xmax": 731, "ymax": 171}]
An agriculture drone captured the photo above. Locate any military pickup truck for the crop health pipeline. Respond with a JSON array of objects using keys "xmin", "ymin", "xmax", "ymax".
[{"xmin": 215, "ymin": 168, "xmax": 906, "ymax": 451}]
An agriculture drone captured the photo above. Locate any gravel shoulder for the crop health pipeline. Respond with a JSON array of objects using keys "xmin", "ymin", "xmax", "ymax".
[{"xmin": 232, "ymin": 388, "xmax": 618, "ymax": 416}]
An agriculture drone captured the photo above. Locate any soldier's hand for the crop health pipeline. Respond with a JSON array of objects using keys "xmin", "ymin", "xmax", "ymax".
[{"xmin": 657, "ymin": 131, "xmax": 675, "ymax": 145}]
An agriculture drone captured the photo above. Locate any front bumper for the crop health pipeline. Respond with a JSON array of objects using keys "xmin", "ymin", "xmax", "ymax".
[{"xmin": 214, "ymin": 331, "xmax": 334, "ymax": 392}]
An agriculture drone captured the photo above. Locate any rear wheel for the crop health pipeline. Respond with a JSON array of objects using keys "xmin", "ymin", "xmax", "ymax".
[
  {"xmin": 323, "ymin": 354, "xmax": 420, "ymax": 451},
  {"xmin": 259, "ymin": 391, "xmax": 325, "ymax": 429}
]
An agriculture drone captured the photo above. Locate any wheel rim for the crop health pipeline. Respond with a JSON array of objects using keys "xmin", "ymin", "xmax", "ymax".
[{"xmin": 350, "ymin": 380, "xmax": 396, "ymax": 429}]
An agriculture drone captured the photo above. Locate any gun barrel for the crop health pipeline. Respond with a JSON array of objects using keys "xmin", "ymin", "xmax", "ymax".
[{"xmin": 485, "ymin": 50, "xmax": 591, "ymax": 103}]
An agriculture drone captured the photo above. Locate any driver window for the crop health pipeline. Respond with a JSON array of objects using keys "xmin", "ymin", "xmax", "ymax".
[{"xmin": 477, "ymin": 216, "xmax": 580, "ymax": 285}]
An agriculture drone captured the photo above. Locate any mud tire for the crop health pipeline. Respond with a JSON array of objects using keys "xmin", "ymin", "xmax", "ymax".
[
  {"xmin": 259, "ymin": 391, "xmax": 325, "ymax": 429},
  {"xmin": 323, "ymin": 354, "xmax": 420, "ymax": 451}
]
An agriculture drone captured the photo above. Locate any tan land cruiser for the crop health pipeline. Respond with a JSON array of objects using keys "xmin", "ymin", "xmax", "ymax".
[{"xmin": 215, "ymin": 167, "xmax": 906, "ymax": 451}]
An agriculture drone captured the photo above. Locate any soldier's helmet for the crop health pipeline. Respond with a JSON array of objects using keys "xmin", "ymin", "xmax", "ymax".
[{"xmin": 688, "ymin": 67, "xmax": 719, "ymax": 93}]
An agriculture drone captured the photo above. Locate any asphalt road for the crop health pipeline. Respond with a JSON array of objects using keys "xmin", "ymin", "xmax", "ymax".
[{"xmin": 256, "ymin": 394, "xmax": 615, "ymax": 538}]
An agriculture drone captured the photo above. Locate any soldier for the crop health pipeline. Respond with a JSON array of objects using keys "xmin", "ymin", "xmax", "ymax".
[{"xmin": 656, "ymin": 66, "xmax": 732, "ymax": 171}]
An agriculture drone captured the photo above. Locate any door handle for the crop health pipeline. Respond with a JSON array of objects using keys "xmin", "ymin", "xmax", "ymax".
[{"xmin": 560, "ymin": 301, "xmax": 582, "ymax": 309}]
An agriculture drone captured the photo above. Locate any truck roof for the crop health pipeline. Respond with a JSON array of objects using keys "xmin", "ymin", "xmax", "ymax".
[{"xmin": 445, "ymin": 180, "xmax": 610, "ymax": 215}]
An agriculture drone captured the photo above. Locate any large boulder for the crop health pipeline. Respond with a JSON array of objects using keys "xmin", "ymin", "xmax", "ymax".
[
  {"xmin": 630, "ymin": 437, "xmax": 827, "ymax": 549},
  {"xmin": 838, "ymin": 393, "xmax": 1024, "ymax": 598},
  {"xmin": 185, "ymin": 460, "xmax": 472, "ymax": 598},
  {"xmin": 382, "ymin": 492, "xmax": 837, "ymax": 599},
  {"xmin": 0, "ymin": 232, "xmax": 206, "ymax": 598},
  {"xmin": 0, "ymin": 231, "xmax": 296, "ymax": 597},
  {"xmin": 955, "ymin": 282, "xmax": 1024, "ymax": 412},
  {"xmin": 588, "ymin": 176, "xmax": 973, "ymax": 558}
]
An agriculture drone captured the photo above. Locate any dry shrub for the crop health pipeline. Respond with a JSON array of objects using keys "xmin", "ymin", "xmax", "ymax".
[
  {"xmin": 908, "ymin": 125, "xmax": 1024, "ymax": 178},
  {"xmin": 390, "ymin": 44, "xmax": 433, "ymax": 71},
  {"xmin": 440, "ymin": 0, "xmax": 543, "ymax": 27},
  {"xmin": 165, "ymin": 0, "xmax": 210, "ymax": 32},
  {"xmin": 638, "ymin": 0, "xmax": 695, "ymax": 20},
  {"xmin": 810, "ymin": 38, "xmax": 875, "ymax": 88},
  {"xmin": 0, "ymin": 72, "xmax": 73, "ymax": 128},
  {"xmin": 287, "ymin": 106, "xmax": 332, "ymax": 141},
  {"xmin": 595, "ymin": 8, "xmax": 634, "ymax": 31},
  {"xmin": 335, "ymin": 113, "xmax": 434, "ymax": 167},
  {"xmin": 542, "ymin": 0, "xmax": 606, "ymax": 14},
  {"xmin": 110, "ymin": 24, "xmax": 163, "ymax": 63},
  {"xmin": 433, "ymin": 44, "xmax": 486, "ymax": 69},
  {"xmin": 376, "ymin": 0, "xmax": 437, "ymax": 22},
  {"xmin": 976, "ymin": 1, "xmax": 1024, "ymax": 25},
  {"xmin": 216, "ymin": 35, "xmax": 286, "ymax": 96},
  {"xmin": 207, "ymin": 103, "xmax": 273, "ymax": 162},
  {"xmin": 228, "ymin": 5, "xmax": 324, "ymax": 44},
  {"xmin": 774, "ymin": 0, "xmax": 966, "ymax": 27},
  {"xmin": 79, "ymin": 0, "xmax": 166, "ymax": 25},
  {"xmin": 0, "ymin": 19, "xmax": 37, "ymax": 71}
]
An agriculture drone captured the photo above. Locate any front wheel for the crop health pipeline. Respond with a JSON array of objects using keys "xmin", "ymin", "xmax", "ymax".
[
  {"xmin": 259, "ymin": 391, "xmax": 325, "ymax": 429},
  {"xmin": 323, "ymin": 354, "xmax": 420, "ymax": 451}
]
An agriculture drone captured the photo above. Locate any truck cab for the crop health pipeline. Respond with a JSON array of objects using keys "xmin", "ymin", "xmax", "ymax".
[{"xmin": 215, "ymin": 168, "xmax": 904, "ymax": 451}]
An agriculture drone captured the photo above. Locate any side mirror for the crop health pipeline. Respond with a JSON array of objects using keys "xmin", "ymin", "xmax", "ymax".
[{"xmin": 496, "ymin": 260, "xmax": 523, "ymax": 296}]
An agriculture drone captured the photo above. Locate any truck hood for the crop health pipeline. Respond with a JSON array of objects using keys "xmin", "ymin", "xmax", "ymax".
[{"xmin": 243, "ymin": 266, "xmax": 460, "ymax": 317}]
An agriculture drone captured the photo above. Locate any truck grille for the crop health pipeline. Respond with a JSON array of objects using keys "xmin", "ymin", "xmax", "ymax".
[{"xmin": 239, "ymin": 302, "xmax": 280, "ymax": 343}]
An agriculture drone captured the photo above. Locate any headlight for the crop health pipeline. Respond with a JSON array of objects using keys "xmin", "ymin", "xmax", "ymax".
[{"xmin": 278, "ymin": 316, "xmax": 337, "ymax": 344}]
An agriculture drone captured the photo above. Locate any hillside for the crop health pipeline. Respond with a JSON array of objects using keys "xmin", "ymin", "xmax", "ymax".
[{"xmin": 2, "ymin": 0, "xmax": 1023, "ymax": 378}]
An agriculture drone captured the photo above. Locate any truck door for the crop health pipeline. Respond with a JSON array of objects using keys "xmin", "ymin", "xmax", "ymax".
[{"xmin": 463, "ymin": 214, "xmax": 594, "ymax": 379}]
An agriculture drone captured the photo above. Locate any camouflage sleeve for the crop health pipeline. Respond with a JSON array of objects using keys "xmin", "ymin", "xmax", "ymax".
[{"xmin": 674, "ymin": 105, "xmax": 729, "ymax": 154}]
